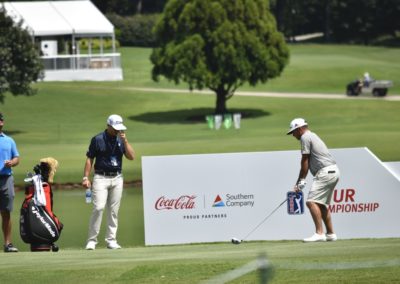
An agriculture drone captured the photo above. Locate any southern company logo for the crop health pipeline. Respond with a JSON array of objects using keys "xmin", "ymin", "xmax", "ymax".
[
  {"xmin": 212, "ymin": 193, "xmax": 255, "ymax": 208},
  {"xmin": 213, "ymin": 195, "xmax": 225, "ymax": 207}
]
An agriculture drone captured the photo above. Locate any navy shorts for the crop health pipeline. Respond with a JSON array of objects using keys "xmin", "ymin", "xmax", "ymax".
[{"xmin": 0, "ymin": 175, "xmax": 15, "ymax": 212}]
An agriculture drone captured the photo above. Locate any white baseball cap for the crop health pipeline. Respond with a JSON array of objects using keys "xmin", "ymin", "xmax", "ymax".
[
  {"xmin": 287, "ymin": 118, "xmax": 307, "ymax": 135},
  {"xmin": 107, "ymin": 114, "xmax": 127, "ymax": 131}
]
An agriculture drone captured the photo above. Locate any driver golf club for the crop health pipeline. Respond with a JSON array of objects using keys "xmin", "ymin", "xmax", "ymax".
[{"xmin": 231, "ymin": 197, "xmax": 288, "ymax": 244}]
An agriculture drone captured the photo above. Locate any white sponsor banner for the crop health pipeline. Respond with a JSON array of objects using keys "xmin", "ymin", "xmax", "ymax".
[
  {"xmin": 142, "ymin": 148, "xmax": 400, "ymax": 245},
  {"xmin": 383, "ymin": 161, "xmax": 400, "ymax": 181}
]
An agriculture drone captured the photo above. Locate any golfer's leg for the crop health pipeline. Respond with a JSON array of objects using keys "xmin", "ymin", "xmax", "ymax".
[
  {"xmin": 320, "ymin": 169, "xmax": 339, "ymax": 235},
  {"xmin": 306, "ymin": 201, "xmax": 324, "ymax": 234},
  {"xmin": 105, "ymin": 176, "xmax": 123, "ymax": 243},
  {"xmin": 320, "ymin": 204, "xmax": 334, "ymax": 234},
  {"xmin": 1, "ymin": 211, "xmax": 11, "ymax": 244},
  {"xmin": 87, "ymin": 176, "xmax": 108, "ymax": 243}
]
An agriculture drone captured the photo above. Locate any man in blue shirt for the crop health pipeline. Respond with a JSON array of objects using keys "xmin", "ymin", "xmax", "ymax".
[
  {"xmin": 0, "ymin": 113, "xmax": 20, "ymax": 252},
  {"xmin": 82, "ymin": 114, "xmax": 135, "ymax": 250}
]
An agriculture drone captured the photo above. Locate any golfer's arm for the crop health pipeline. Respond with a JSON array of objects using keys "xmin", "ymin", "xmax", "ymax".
[
  {"xmin": 10, "ymin": 156, "xmax": 20, "ymax": 167},
  {"xmin": 297, "ymin": 154, "xmax": 310, "ymax": 183},
  {"xmin": 123, "ymin": 140, "xmax": 135, "ymax": 161},
  {"xmin": 83, "ymin": 158, "xmax": 94, "ymax": 178}
]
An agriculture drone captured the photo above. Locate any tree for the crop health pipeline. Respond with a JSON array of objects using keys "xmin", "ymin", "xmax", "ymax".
[
  {"xmin": 270, "ymin": 0, "xmax": 327, "ymax": 41},
  {"xmin": 91, "ymin": 0, "xmax": 167, "ymax": 15},
  {"xmin": 0, "ymin": 7, "xmax": 43, "ymax": 103},
  {"xmin": 151, "ymin": 0, "xmax": 289, "ymax": 114},
  {"xmin": 328, "ymin": 0, "xmax": 400, "ymax": 45}
]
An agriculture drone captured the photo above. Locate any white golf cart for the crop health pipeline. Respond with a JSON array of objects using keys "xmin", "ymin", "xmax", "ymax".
[{"xmin": 346, "ymin": 79, "xmax": 393, "ymax": 97}]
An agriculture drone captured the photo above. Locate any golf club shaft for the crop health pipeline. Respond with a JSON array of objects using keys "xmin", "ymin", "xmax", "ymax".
[{"xmin": 242, "ymin": 197, "xmax": 288, "ymax": 241}]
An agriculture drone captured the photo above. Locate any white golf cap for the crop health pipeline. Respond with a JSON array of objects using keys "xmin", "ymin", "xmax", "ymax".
[
  {"xmin": 107, "ymin": 114, "xmax": 127, "ymax": 131},
  {"xmin": 287, "ymin": 118, "xmax": 307, "ymax": 135}
]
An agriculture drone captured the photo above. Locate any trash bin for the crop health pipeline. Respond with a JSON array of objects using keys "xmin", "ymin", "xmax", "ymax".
[
  {"xmin": 214, "ymin": 115, "xmax": 223, "ymax": 130},
  {"xmin": 205, "ymin": 115, "xmax": 214, "ymax": 129},
  {"xmin": 223, "ymin": 114, "xmax": 233, "ymax": 129},
  {"xmin": 233, "ymin": 113, "xmax": 241, "ymax": 129}
]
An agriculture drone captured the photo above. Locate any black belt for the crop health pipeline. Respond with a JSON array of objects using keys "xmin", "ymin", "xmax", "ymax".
[
  {"xmin": 95, "ymin": 171, "xmax": 121, "ymax": 177},
  {"xmin": 328, "ymin": 171, "xmax": 336, "ymax": 174}
]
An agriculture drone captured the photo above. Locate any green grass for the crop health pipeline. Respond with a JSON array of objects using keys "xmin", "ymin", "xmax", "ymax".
[
  {"xmin": 117, "ymin": 44, "xmax": 400, "ymax": 94},
  {"xmin": 10, "ymin": 186, "xmax": 144, "ymax": 251},
  {"xmin": 1, "ymin": 44, "xmax": 399, "ymax": 282},
  {"xmin": 260, "ymin": 44, "xmax": 400, "ymax": 94},
  {"xmin": 4, "ymin": 83, "xmax": 400, "ymax": 185},
  {"xmin": 0, "ymin": 239, "xmax": 399, "ymax": 283}
]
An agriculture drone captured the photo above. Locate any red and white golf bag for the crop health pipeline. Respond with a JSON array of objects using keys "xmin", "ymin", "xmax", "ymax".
[{"xmin": 20, "ymin": 162, "xmax": 63, "ymax": 252}]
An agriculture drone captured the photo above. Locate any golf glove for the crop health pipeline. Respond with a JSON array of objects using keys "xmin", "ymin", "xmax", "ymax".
[{"xmin": 297, "ymin": 179, "xmax": 307, "ymax": 191}]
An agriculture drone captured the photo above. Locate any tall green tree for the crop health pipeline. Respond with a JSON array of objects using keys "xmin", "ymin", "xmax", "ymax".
[
  {"xmin": 0, "ymin": 7, "xmax": 43, "ymax": 103},
  {"xmin": 151, "ymin": 0, "xmax": 289, "ymax": 114},
  {"xmin": 329, "ymin": 0, "xmax": 400, "ymax": 44},
  {"xmin": 271, "ymin": 0, "xmax": 400, "ymax": 45},
  {"xmin": 92, "ymin": 0, "xmax": 167, "ymax": 15}
]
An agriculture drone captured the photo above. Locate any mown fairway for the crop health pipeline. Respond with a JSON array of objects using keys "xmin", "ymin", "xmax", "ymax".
[
  {"xmin": 2, "ymin": 44, "xmax": 400, "ymax": 184},
  {"xmin": 0, "ymin": 239, "xmax": 399, "ymax": 283},
  {"xmin": 119, "ymin": 44, "xmax": 400, "ymax": 94},
  {"xmin": 11, "ymin": 186, "xmax": 144, "ymax": 251},
  {"xmin": 3, "ymin": 45, "xmax": 400, "ymax": 185},
  {"xmin": 5, "ymin": 85, "xmax": 400, "ymax": 185},
  {"xmin": 1, "ymin": 45, "xmax": 400, "ymax": 283}
]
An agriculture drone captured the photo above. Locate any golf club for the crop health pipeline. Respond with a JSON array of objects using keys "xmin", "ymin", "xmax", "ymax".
[{"xmin": 231, "ymin": 197, "xmax": 288, "ymax": 244}]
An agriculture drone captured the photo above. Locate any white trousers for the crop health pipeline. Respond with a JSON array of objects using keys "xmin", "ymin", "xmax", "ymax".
[{"xmin": 87, "ymin": 174, "xmax": 123, "ymax": 244}]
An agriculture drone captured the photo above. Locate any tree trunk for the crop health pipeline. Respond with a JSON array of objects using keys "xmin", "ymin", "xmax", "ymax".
[
  {"xmin": 215, "ymin": 87, "xmax": 227, "ymax": 114},
  {"xmin": 324, "ymin": 0, "xmax": 331, "ymax": 42},
  {"xmin": 136, "ymin": 0, "xmax": 143, "ymax": 14},
  {"xmin": 275, "ymin": 0, "xmax": 286, "ymax": 32}
]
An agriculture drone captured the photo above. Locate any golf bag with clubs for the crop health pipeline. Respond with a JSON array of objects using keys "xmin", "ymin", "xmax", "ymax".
[{"xmin": 20, "ymin": 158, "xmax": 63, "ymax": 252}]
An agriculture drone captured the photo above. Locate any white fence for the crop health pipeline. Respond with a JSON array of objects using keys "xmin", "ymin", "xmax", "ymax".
[
  {"xmin": 41, "ymin": 53, "xmax": 121, "ymax": 70},
  {"xmin": 40, "ymin": 53, "xmax": 123, "ymax": 81}
]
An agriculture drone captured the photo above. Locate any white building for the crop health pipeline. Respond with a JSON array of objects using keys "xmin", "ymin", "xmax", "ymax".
[{"xmin": 2, "ymin": 0, "xmax": 123, "ymax": 81}]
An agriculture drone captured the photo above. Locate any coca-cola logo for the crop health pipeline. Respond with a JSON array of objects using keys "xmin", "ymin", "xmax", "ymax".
[{"xmin": 155, "ymin": 195, "xmax": 196, "ymax": 210}]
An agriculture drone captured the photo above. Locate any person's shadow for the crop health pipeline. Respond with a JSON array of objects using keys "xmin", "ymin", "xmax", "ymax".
[{"xmin": 4, "ymin": 130, "xmax": 24, "ymax": 135}]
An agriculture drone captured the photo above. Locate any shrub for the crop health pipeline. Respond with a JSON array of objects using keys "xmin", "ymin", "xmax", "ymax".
[
  {"xmin": 77, "ymin": 38, "xmax": 120, "ymax": 51},
  {"xmin": 107, "ymin": 13, "xmax": 160, "ymax": 47}
]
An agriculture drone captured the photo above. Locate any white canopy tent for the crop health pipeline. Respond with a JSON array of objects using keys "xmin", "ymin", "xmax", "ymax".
[
  {"xmin": 2, "ymin": 1, "xmax": 122, "ymax": 81},
  {"xmin": 3, "ymin": 0, "xmax": 114, "ymax": 37}
]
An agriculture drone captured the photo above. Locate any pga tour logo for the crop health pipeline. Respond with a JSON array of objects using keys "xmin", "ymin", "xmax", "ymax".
[
  {"xmin": 287, "ymin": 191, "xmax": 304, "ymax": 215},
  {"xmin": 155, "ymin": 195, "xmax": 196, "ymax": 210}
]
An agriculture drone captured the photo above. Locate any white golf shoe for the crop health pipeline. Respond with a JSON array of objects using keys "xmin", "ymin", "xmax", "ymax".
[
  {"xmin": 85, "ymin": 241, "xmax": 96, "ymax": 250},
  {"xmin": 326, "ymin": 233, "xmax": 338, "ymax": 241},
  {"xmin": 107, "ymin": 241, "xmax": 122, "ymax": 249},
  {"xmin": 303, "ymin": 233, "xmax": 326, "ymax": 242}
]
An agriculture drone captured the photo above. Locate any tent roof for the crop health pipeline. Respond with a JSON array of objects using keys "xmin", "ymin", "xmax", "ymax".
[{"xmin": 2, "ymin": 1, "xmax": 114, "ymax": 37}]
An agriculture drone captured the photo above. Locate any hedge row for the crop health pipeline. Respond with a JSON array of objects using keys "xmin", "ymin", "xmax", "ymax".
[
  {"xmin": 78, "ymin": 38, "xmax": 120, "ymax": 50},
  {"xmin": 107, "ymin": 13, "xmax": 160, "ymax": 47}
]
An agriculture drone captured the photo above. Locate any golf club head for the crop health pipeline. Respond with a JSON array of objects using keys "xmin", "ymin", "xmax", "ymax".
[
  {"xmin": 231, "ymin": 237, "xmax": 242, "ymax": 244},
  {"xmin": 24, "ymin": 172, "xmax": 33, "ymax": 183},
  {"xmin": 24, "ymin": 177, "xmax": 33, "ymax": 183}
]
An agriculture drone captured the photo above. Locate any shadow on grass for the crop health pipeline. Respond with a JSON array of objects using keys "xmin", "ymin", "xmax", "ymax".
[
  {"xmin": 129, "ymin": 108, "xmax": 270, "ymax": 124},
  {"xmin": 4, "ymin": 130, "xmax": 24, "ymax": 136}
]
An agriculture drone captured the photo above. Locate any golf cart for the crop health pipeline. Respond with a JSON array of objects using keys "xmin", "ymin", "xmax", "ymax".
[{"xmin": 346, "ymin": 79, "xmax": 393, "ymax": 97}]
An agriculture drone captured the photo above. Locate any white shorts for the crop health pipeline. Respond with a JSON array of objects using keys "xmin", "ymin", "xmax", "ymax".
[{"xmin": 307, "ymin": 165, "xmax": 340, "ymax": 206}]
